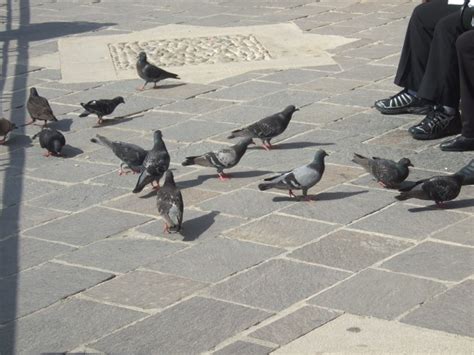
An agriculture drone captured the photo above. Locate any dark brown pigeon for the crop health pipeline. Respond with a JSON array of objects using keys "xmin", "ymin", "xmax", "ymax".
[
  {"xmin": 27, "ymin": 88, "xmax": 57, "ymax": 127},
  {"xmin": 0, "ymin": 117, "xmax": 17, "ymax": 144},
  {"xmin": 157, "ymin": 170, "xmax": 184, "ymax": 234}
]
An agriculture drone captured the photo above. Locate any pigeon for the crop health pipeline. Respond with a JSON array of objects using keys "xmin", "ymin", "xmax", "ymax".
[
  {"xmin": 455, "ymin": 159, "xmax": 474, "ymax": 186},
  {"xmin": 136, "ymin": 52, "xmax": 180, "ymax": 91},
  {"xmin": 133, "ymin": 130, "xmax": 170, "ymax": 193},
  {"xmin": 32, "ymin": 127, "xmax": 65, "ymax": 157},
  {"xmin": 258, "ymin": 149, "xmax": 328, "ymax": 200},
  {"xmin": 79, "ymin": 97, "xmax": 125, "ymax": 125},
  {"xmin": 90, "ymin": 134, "xmax": 147, "ymax": 175},
  {"xmin": 227, "ymin": 105, "xmax": 299, "ymax": 150},
  {"xmin": 181, "ymin": 138, "xmax": 255, "ymax": 180},
  {"xmin": 157, "ymin": 170, "xmax": 184, "ymax": 234},
  {"xmin": 352, "ymin": 153, "xmax": 413, "ymax": 188},
  {"xmin": 27, "ymin": 88, "xmax": 58, "ymax": 127},
  {"xmin": 395, "ymin": 174, "xmax": 464, "ymax": 207},
  {"xmin": 0, "ymin": 117, "xmax": 17, "ymax": 144}
]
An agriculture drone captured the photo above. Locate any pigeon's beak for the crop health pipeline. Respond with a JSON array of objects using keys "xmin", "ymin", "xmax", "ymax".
[
  {"xmin": 250, "ymin": 140, "xmax": 256, "ymax": 145},
  {"xmin": 409, "ymin": 163, "xmax": 414, "ymax": 167},
  {"xmin": 295, "ymin": 107, "xmax": 300, "ymax": 111}
]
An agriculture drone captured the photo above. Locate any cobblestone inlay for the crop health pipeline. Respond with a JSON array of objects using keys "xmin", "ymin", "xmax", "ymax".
[{"xmin": 108, "ymin": 35, "xmax": 272, "ymax": 70}]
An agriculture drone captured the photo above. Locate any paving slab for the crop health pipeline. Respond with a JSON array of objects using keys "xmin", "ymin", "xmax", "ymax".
[
  {"xmin": 58, "ymin": 237, "xmax": 184, "ymax": 273},
  {"xmin": 147, "ymin": 237, "xmax": 282, "ymax": 283},
  {"xmin": 161, "ymin": 118, "xmax": 237, "ymax": 143},
  {"xmin": 0, "ymin": 262, "xmax": 113, "ymax": 323},
  {"xmin": 25, "ymin": 207, "xmax": 151, "ymax": 246},
  {"xmin": 310, "ymin": 269, "xmax": 446, "ymax": 320},
  {"xmin": 381, "ymin": 241, "xmax": 474, "ymax": 282},
  {"xmin": 0, "ymin": 236, "xmax": 76, "ymax": 277},
  {"xmin": 247, "ymin": 89, "xmax": 328, "ymax": 108},
  {"xmin": 250, "ymin": 305, "xmax": 341, "ymax": 345},
  {"xmin": 0, "ymin": 299, "xmax": 145, "ymax": 354},
  {"xmin": 84, "ymin": 270, "xmax": 207, "ymax": 309},
  {"xmin": 273, "ymin": 314, "xmax": 474, "ymax": 354},
  {"xmin": 214, "ymin": 341, "xmax": 274, "ymax": 355},
  {"xmin": 91, "ymin": 297, "xmax": 271, "ymax": 354},
  {"xmin": 160, "ymin": 97, "xmax": 235, "ymax": 114},
  {"xmin": 430, "ymin": 217, "xmax": 474, "ymax": 246},
  {"xmin": 203, "ymin": 81, "xmax": 288, "ymax": 101},
  {"xmin": 289, "ymin": 229, "xmax": 413, "ymax": 272},
  {"xmin": 401, "ymin": 281, "xmax": 474, "ymax": 337},
  {"xmin": 209, "ymin": 259, "xmax": 350, "ymax": 311}
]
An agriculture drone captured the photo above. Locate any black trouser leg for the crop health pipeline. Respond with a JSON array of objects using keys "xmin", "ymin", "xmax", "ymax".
[
  {"xmin": 457, "ymin": 31, "xmax": 474, "ymax": 138},
  {"xmin": 395, "ymin": 0, "xmax": 460, "ymax": 93},
  {"xmin": 417, "ymin": 11, "xmax": 465, "ymax": 108}
]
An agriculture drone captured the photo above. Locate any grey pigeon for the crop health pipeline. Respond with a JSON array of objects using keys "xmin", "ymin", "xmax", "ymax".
[
  {"xmin": 395, "ymin": 174, "xmax": 464, "ymax": 207},
  {"xmin": 90, "ymin": 134, "xmax": 147, "ymax": 175},
  {"xmin": 157, "ymin": 170, "xmax": 184, "ymax": 234},
  {"xmin": 258, "ymin": 149, "xmax": 328, "ymax": 200},
  {"xmin": 79, "ymin": 96, "xmax": 125, "ymax": 125},
  {"xmin": 227, "ymin": 105, "xmax": 299, "ymax": 150},
  {"xmin": 133, "ymin": 130, "xmax": 170, "ymax": 193},
  {"xmin": 181, "ymin": 138, "xmax": 254, "ymax": 180},
  {"xmin": 136, "ymin": 52, "xmax": 180, "ymax": 91},
  {"xmin": 27, "ymin": 88, "xmax": 58, "ymax": 127},
  {"xmin": 32, "ymin": 127, "xmax": 65, "ymax": 157},
  {"xmin": 352, "ymin": 153, "xmax": 413, "ymax": 188},
  {"xmin": 0, "ymin": 117, "xmax": 17, "ymax": 144},
  {"xmin": 455, "ymin": 159, "xmax": 474, "ymax": 186}
]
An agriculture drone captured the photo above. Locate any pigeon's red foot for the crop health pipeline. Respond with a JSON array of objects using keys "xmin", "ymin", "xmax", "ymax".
[
  {"xmin": 26, "ymin": 120, "xmax": 35, "ymax": 126},
  {"xmin": 163, "ymin": 223, "xmax": 170, "ymax": 233},
  {"xmin": 97, "ymin": 118, "xmax": 104, "ymax": 125},
  {"xmin": 43, "ymin": 151, "xmax": 52, "ymax": 157},
  {"xmin": 289, "ymin": 190, "xmax": 297, "ymax": 198},
  {"xmin": 378, "ymin": 181, "xmax": 387, "ymax": 188},
  {"xmin": 435, "ymin": 201, "xmax": 447, "ymax": 208},
  {"xmin": 218, "ymin": 172, "xmax": 231, "ymax": 181},
  {"xmin": 262, "ymin": 143, "xmax": 272, "ymax": 151},
  {"xmin": 151, "ymin": 181, "xmax": 161, "ymax": 190},
  {"xmin": 303, "ymin": 196, "xmax": 314, "ymax": 202},
  {"xmin": 0, "ymin": 138, "xmax": 6, "ymax": 145}
]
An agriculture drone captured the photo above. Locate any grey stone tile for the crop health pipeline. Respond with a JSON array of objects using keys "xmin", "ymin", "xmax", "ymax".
[
  {"xmin": 147, "ymin": 237, "xmax": 282, "ymax": 283},
  {"xmin": 326, "ymin": 111, "xmax": 412, "ymax": 135},
  {"xmin": 225, "ymin": 214, "xmax": 338, "ymax": 248},
  {"xmin": 250, "ymin": 305, "xmax": 341, "ymax": 345},
  {"xmin": 0, "ymin": 236, "xmax": 76, "ymax": 277},
  {"xmin": 295, "ymin": 77, "xmax": 366, "ymax": 94},
  {"xmin": 51, "ymin": 88, "xmax": 131, "ymax": 106},
  {"xmin": 109, "ymin": 109, "xmax": 193, "ymax": 131},
  {"xmin": 58, "ymin": 237, "xmax": 184, "ymax": 273},
  {"xmin": 0, "ymin": 205, "xmax": 66, "ymax": 239},
  {"xmin": 161, "ymin": 118, "xmax": 236, "ymax": 143},
  {"xmin": 289, "ymin": 230, "xmax": 413, "ymax": 272},
  {"xmin": 92, "ymin": 297, "xmax": 271, "ymax": 354},
  {"xmin": 366, "ymin": 128, "xmax": 435, "ymax": 152},
  {"xmin": 278, "ymin": 185, "xmax": 394, "ymax": 225},
  {"xmin": 341, "ymin": 44, "xmax": 400, "ymax": 60},
  {"xmin": 138, "ymin": 82, "xmax": 219, "ymax": 100},
  {"xmin": 0, "ymin": 262, "xmax": 113, "ymax": 323},
  {"xmin": 310, "ymin": 269, "xmax": 446, "ymax": 320},
  {"xmin": 202, "ymin": 81, "xmax": 287, "ymax": 101},
  {"xmin": 323, "ymin": 88, "xmax": 392, "ymax": 108},
  {"xmin": 89, "ymin": 168, "xmax": 141, "ymax": 189},
  {"xmin": 430, "ymin": 217, "xmax": 474, "ymax": 246},
  {"xmin": 197, "ymin": 104, "xmax": 276, "ymax": 125},
  {"xmin": 27, "ymin": 184, "xmax": 128, "ymax": 212},
  {"xmin": 401, "ymin": 281, "xmax": 474, "ymax": 337},
  {"xmin": 334, "ymin": 64, "xmax": 394, "ymax": 82},
  {"xmin": 85, "ymin": 270, "xmax": 206, "ymax": 309},
  {"xmin": 27, "ymin": 158, "xmax": 116, "ymax": 183},
  {"xmin": 161, "ymin": 97, "xmax": 235, "ymax": 114},
  {"xmin": 381, "ymin": 241, "xmax": 474, "ymax": 282},
  {"xmin": 198, "ymin": 188, "xmax": 296, "ymax": 218},
  {"xmin": 210, "ymin": 72, "xmax": 264, "ymax": 87},
  {"xmin": 137, "ymin": 208, "xmax": 244, "ymax": 242},
  {"xmin": 0, "ymin": 299, "xmax": 145, "ymax": 354},
  {"xmin": 293, "ymin": 102, "xmax": 366, "ymax": 125},
  {"xmin": 247, "ymin": 90, "xmax": 328, "ymax": 109},
  {"xmin": 260, "ymin": 69, "xmax": 327, "ymax": 85},
  {"xmin": 209, "ymin": 259, "xmax": 350, "ymax": 311},
  {"xmin": 214, "ymin": 341, "xmax": 273, "ymax": 355},
  {"xmin": 25, "ymin": 207, "xmax": 151, "ymax": 246},
  {"xmin": 350, "ymin": 203, "xmax": 468, "ymax": 240},
  {"xmin": 113, "ymin": 95, "xmax": 172, "ymax": 116},
  {"xmin": 411, "ymin": 149, "xmax": 474, "ymax": 174}
]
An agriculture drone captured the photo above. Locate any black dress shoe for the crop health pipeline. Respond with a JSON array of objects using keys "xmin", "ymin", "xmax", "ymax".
[
  {"xmin": 409, "ymin": 107, "xmax": 462, "ymax": 140},
  {"xmin": 374, "ymin": 89, "xmax": 433, "ymax": 115},
  {"xmin": 440, "ymin": 136, "xmax": 474, "ymax": 151}
]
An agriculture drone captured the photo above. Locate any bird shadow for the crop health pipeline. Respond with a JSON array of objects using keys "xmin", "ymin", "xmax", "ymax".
[
  {"xmin": 271, "ymin": 190, "xmax": 368, "ymax": 203},
  {"xmin": 155, "ymin": 83, "xmax": 187, "ymax": 90},
  {"xmin": 93, "ymin": 116, "xmax": 138, "ymax": 128},
  {"xmin": 2, "ymin": 134, "xmax": 33, "ymax": 149},
  {"xmin": 177, "ymin": 170, "xmax": 272, "ymax": 190},
  {"xmin": 179, "ymin": 211, "xmax": 219, "ymax": 242},
  {"xmin": 408, "ymin": 198, "xmax": 474, "ymax": 212},
  {"xmin": 138, "ymin": 189, "xmax": 158, "ymax": 199},
  {"xmin": 49, "ymin": 118, "xmax": 73, "ymax": 132},
  {"xmin": 259, "ymin": 142, "xmax": 335, "ymax": 151},
  {"xmin": 61, "ymin": 145, "xmax": 83, "ymax": 158}
]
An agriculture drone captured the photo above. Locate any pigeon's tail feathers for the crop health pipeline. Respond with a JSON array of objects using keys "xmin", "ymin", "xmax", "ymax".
[
  {"xmin": 258, "ymin": 183, "xmax": 274, "ymax": 191},
  {"xmin": 263, "ymin": 174, "xmax": 283, "ymax": 182},
  {"xmin": 395, "ymin": 193, "xmax": 411, "ymax": 201},
  {"xmin": 79, "ymin": 111, "xmax": 90, "ymax": 118},
  {"xmin": 31, "ymin": 132, "xmax": 40, "ymax": 140},
  {"xmin": 133, "ymin": 170, "xmax": 150, "ymax": 193},
  {"xmin": 398, "ymin": 179, "xmax": 424, "ymax": 192},
  {"xmin": 182, "ymin": 156, "xmax": 198, "ymax": 166},
  {"xmin": 456, "ymin": 159, "xmax": 474, "ymax": 185},
  {"xmin": 52, "ymin": 116, "xmax": 58, "ymax": 122},
  {"xmin": 90, "ymin": 134, "xmax": 113, "ymax": 149},
  {"xmin": 11, "ymin": 123, "xmax": 18, "ymax": 130},
  {"xmin": 352, "ymin": 153, "xmax": 370, "ymax": 170},
  {"xmin": 227, "ymin": 128, "xmax": 248, "ymax": 139}
]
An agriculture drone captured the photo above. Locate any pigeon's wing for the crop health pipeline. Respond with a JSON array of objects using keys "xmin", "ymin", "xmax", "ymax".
[
  {"xmin": 112, "ymin": 142, "xmax": 147, "ymax": 168},
  {"xmin": 422, "ymin": 177, "xmax": 461, "ymax": 202},
  {"xmin": 143, "ymin": 63, "xmax": 165, "ymax": 80},
  {"xmin": 214, "ymin": 148, "xmax": 238, "ymax": 168},
  {"xmin": 133, "ymin": 169, "xmax": 154, "ymax": 193},
  {"xmin": 247, "ymin": 116, "xmax": 281, "ymax": 139},
  {"xmin": 370, "ymin": 160, "xmax": 399, "ymax": 186},
  {"xmin": 29, "ymin": 96, "xmax": 55, "ymax": 120},
  {"xmin": 58, "ymin": 131, "xmax": 66, "ymax": 146},
  {"xmin": 83, "ymin": 100, "xmax": 110, "ymax": 116},
  {"xmin": 293, "ymin": 165, "xmax": 321, "ymax": 188}
]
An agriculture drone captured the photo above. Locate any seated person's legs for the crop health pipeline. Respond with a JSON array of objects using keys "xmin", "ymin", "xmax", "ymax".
[
  {"xmin": 441, "ymin": 30, "xmax": 474, "ymax": 151},
  {"xmin": 375, "ymin": 0, "xmax": 460, "ymax": 115}
]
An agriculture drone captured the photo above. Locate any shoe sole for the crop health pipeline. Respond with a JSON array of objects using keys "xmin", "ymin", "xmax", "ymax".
[
  {"xmin": 411, "ymin": 130, "xmax": 461, "ymax": 141},
  {"xmin": 375, "ymin": 105, "xmax": 432, "ymax": 115}
]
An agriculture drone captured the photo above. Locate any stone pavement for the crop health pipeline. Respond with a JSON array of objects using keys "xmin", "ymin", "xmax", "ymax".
[{"xmin": 1, "ymin": 0, "xmax": 473, "ymax": 353}]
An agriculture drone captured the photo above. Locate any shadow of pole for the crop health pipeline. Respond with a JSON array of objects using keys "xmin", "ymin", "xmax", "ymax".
[{"xmin": 0, "ymin": 0, "xmax": 28, "ymax": 352}]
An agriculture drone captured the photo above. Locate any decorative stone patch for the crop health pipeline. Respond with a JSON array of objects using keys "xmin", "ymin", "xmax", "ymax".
[{"xmin": 108, "ymin": 34, "xmax": 272, "ymax": 70}]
